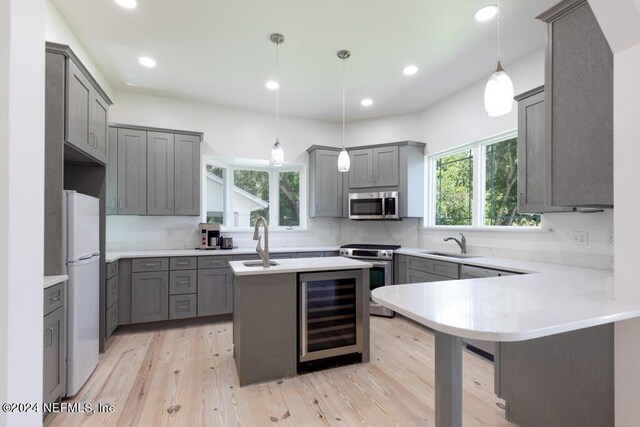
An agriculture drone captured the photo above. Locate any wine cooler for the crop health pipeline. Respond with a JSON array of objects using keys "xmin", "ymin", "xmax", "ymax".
[{"xmin": 299, "ymin": 270, "xmax": 364, "ymax": 363}]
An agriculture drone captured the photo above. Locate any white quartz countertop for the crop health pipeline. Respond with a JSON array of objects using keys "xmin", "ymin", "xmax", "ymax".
[
  {"xmin": 229, "ymin": 256, "xmax": 372, "ymax": 276},
  {"xmin": 373, "ymin": 248, "xmax": 640, "ymax": 342},
  {"xmin": 44, "ymin": 275, "xmax": 68, "ymax": 290},
  {"xmin": 105, "ymin": 246, "xmax": 339, "ymax": 263}
]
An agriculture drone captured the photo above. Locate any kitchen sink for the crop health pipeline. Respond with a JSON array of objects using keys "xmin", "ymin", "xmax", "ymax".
[
  {"xmin": 419, "ymin": 251, "xmax": 480, "ymax": 259},
  {"xmin": 242, "ymin": 261, "xmax": 280, "ymax": 267}
]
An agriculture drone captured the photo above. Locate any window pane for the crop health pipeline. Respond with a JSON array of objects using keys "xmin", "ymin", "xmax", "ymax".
[
  {"xmin": 435, "ymin": 150, "xmax": 473, "ymax": 225},
  {"xmin": 233, "ymin": 169, "xmax": 269, "ymax": 227},
  {"xmin": 279, "ymin": 171, "xmax": 300, "ymax": 226},
  {"xmin": 484, "ymin": 138, "xmax": 540, "ymax": 226},
  {"xmin": 205, "ymin": 164, "xmax": 225, "ymax": 224}
]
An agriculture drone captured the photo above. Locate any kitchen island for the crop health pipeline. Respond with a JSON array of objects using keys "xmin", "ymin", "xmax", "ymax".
[
  {"xmin": 373, "ymin": 252, "xmax": 640, "ymax": 427},
  {"xmin": 229, "ymin": 257, "xmax": 372, "ymax": 386}
]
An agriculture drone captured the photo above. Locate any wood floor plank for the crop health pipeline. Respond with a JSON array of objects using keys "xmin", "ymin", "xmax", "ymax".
[{"xmin": 45, "ymin": 316, "xmax": 514, "ymax": 427}]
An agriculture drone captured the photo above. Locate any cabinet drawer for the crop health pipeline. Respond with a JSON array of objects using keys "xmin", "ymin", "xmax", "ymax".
[
  {"xmin": 132, "ymin": 258, "xmax": 169, "ymax": 272},
  {"xmin": 297, "ymin": 251, "xmax": 325, "ymax": 258},
  {"xmin": 169, "ymin": 270, "xmax": 197, "ymax": 295},
  {"xmin": 198, "ymin": 256, "xmax": 230, "ymax": 269},
  {"xmin": 170, "ymin": 257, "xmax": 197, "ymax": 270},
  {"xmin": 106, "ymin": 261, "xmax": 119, "ymax": 279},
  {"xmin": 406, "ymin": 256, "xmax": 459, "ymax": 279},
  {"xmin": 169, "ymin": 294, "xmax": 197, "ymax": 319},
  {"xmin": 44, "ymin": 283, "xmax": 65, "ymax": 316},
  {"xmin": 406, "ymin": 268, "xmax": 453, "ymax": 284},
  {"xmin": 106, "ymin": 303, "xmax": 118, "ymax": 338},
  {"xmin": 106, "ymin": 275, "xmax": 119, "ymax": 308}
]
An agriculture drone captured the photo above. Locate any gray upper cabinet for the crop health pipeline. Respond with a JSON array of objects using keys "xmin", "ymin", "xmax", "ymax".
[
  {"xmin": 515, "ymin": 87, "xmax": 572, "ymax": 214},
  {"xmin": 349, "ymin": 148, "xmax": 374, "ymax": 188},
  {"xmin": 117, "ymin": 128, "xmax": 147, "ymax": 215},
  {"xmin": 372, "ymin": 146, "xmax": 399, "ymax": 187},
  {"xmin": 537, "ymin": 0, "xmax": 613, "ymax": 208},
  {"xmin": 106, "ymin": 128, "xmax": 118, "ymax": 215},
  {"xmin": 174, "ymin": 133, "xmax": 201, "ymax": 216},
  {"xmin": 147, "ymin": 132, "xmax": 175, "ymax": 215},
  {"xmin": 197, "ymin": 269, "xmax": 233, "ymax": 316},
  {"xmin": 131, "ymin": 271, "xmax": 169, "ymax": 323},
  {"xmin": 65, "ymin": 57, "xmax": 110, "ymax": 164},
  {"xmin": 308, "ymin": 147, "xmax": 344, "ymax": 217}
]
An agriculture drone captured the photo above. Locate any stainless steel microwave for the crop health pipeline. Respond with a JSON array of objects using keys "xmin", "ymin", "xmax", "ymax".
[{"xmin": 348, "ymin": 191, "xmax": 399, "ymax": 220}]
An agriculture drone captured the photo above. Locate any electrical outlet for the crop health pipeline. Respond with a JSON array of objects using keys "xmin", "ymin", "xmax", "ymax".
[
  {"xmin": 607, "ymin": 231, "xmax": 614, "ymax": 247},
  {"xmin": 572, "ymin": 231, "xmax": 589, "ymax": 247}
]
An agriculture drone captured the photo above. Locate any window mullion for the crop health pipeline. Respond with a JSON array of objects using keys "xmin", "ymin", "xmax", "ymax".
[
  {"xmin": 473, "ymin": 145, "xmax": 483, "ymax": 228},
  {"xmin": 269, "ymin": 170, "xmax": 279, "ymax": 227}
]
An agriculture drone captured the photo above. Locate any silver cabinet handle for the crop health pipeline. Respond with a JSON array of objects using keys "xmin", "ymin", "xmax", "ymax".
[
  {"xmin": 45, "ymin": 327, "xmax": 54, "ymax": 347},
  {"xmin": 144, "ymin": 262, "xmax": 158, "ymax": 267},
  {"xmin": 118, "ymin": 199, "xmax": 123, "ymax": 209},
  {"xmin": 177, "ymin": 260, "xmax": 189, "ymax": 265},
  {"xmin": 49, "ymin": 296, "xmax": 61, "ymax": 303}
]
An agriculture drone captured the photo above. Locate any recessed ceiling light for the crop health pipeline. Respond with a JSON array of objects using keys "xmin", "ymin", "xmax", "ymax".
[
  {"xmin": 138, "ymin": 56, "xmax": 156, "ymax": 68},
  {"xmin": 266, "ymin": 80, "xmax": 279, "ymax": 90},
  {"xmin": 402, "ymin": 65, "xmax": 418, "ymax": 76},
  {"xmin": 361, "ymin": 98, "xmax": 373, "ymax": 107},
  {"xmin": 474, "ymin": 5, "xmax": 498, "ymax": 22},
  {"xmin": 114, "ymin": 0, "xmax": 137, "ymax": 9}
]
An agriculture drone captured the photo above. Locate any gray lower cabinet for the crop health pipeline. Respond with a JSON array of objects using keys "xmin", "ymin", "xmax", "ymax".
[
  {"xmin": 174, "ymin": 133, "xmax": 201, "ymax": 216},
  {"xmin": 394, "ymin": 254, "xmax": 407, "ymax": 284},
  {"xmin": 197, "ymin": 269, "xmax": 233, "ymax": 316},
  {"xmin": 308, "ymin": 147, "xmax": 344, "ymax": 218},
  {"xmin": 43, "ymin": 283, "xmax": 66, "ymax": 407},
  {"xmin": 147, "ymin": 132, "xmax": 175, "ymax": 215},
  {"xmin": 537, "ymin": 0, "xmax": 613, "ymax": 207},
  {"xmin": 117, "ymin": 128, "xmax": 147, "ymax": 215},
  {"xmin": 169, "ymin": 294, "xmax": 197, "ymax": 319},
  {"xmin": 106, "ymin": 304, "xmax": 118, "ymax": 337},
  {"xmin": 131, "ymin": 271, "xmax": 169, "ymax": 323},
  {"xmin": 169, "ymin": 270, "xmax": 197, "ymax": 295},
  {"xmin": 406, "ymin": 268, "xmax": 452, "ymax": 284}
]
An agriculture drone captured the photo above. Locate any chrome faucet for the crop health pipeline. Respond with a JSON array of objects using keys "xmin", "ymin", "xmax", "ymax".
[
  {"xmin": 444, "ymin": 233, "xmax": 467, "ymax": 254},
  {"xmin": 253, "ymin": 216, "xmax": 270, "ymax": 267}
]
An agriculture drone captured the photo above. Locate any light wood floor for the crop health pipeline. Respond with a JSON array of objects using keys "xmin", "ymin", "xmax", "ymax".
[{"xmin": 45, "ymin": 316, "xmax": 514, "ymax": 427}]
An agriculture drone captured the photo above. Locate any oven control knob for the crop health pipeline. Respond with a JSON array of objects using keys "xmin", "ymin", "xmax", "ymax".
[{"xmin": 381, "ymin": 251, "xmax": 388, "ymax": 257}]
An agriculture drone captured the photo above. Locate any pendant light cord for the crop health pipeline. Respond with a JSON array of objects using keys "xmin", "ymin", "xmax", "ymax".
[
  {"xmin": 342, "ymin": 57, "xmax": 346, "ymax": 149},
  {"xmin": 497, "ymin": 0, "xmax": 501, "ymax": 63},
  {"xmin": 276, "ymin": 41, "xmax": 280, "ymax": 141}
]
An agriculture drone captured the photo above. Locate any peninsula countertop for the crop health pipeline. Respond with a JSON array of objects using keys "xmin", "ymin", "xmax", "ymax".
[
  {"xmin": 229, "ymin": 256, "xmax": 372, "ymax": 276},
  {"xmin": 373, "ymin": 248, "xmax": 640, "ymax": 342}
]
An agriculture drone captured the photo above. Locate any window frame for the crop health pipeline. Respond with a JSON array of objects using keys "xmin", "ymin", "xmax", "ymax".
[
  {"xmin": 426, "ymin": 130, "xmax": 541, "ymax": 230},
  {"xmin": 202, "ymin": 156, "xmax": 307, "ymax": 231}
]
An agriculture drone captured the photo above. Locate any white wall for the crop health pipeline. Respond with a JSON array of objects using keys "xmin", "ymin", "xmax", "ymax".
[
  {"xmin": 44, "ymin": 0, "xmax": 114, "ymax": 100},
  {"xmin": 0, "ymin": 0, "xmax": 45, "ymax": 426},
  {"xmin": 107, "ymin": 91, "xmax": 342, "ymax": 250}
]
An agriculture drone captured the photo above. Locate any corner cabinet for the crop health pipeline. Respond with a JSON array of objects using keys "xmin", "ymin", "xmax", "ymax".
[
  {"xmin": 307, "ymin": 146, "xmax": 344, "ymax": 218},
  {"xmin": 537, "ymin": 0, "xmax": 613, "ymax": 208},
  {"xmin": 107, "ymin": 124, "xmax": 202, "ymax": 216},
  {"xmin": 515, "ymin": 87, "xmax": 572, "ymax": 214}
]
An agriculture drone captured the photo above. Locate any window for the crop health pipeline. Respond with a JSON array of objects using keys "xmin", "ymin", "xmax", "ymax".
[
  {"xmin": 429, "ymin": 132, "xmax": 541, "ymax": 228},
  {"xmin": 204, "ymin": 158, "xmax": 306, "ymax": 229}
]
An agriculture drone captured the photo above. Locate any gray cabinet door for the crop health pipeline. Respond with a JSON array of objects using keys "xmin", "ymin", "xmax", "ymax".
[
  {"xmin": 106, "ymin": 127, "xmax": 118, "ymax": 215},
  {"xmin": 373, "ymin": 146, "xmax": 399, "ymax": 187},
  {"xmin": 311, "ymin": 148, "xmax": 343, "ymax": 217},
  {"xmin": 65, "ymin": 60, "xmax": 92, "ymax": 155},
  {"xmin": 394, "ymin": 255, "xmax": 407, "ymax": 285},
  {"xmin": 197, "ymin": 269, "xmax": 233, "ymax": 316},
  {"xmin": 90, "ymin": 92, "xmax": 109, "ymax": 163},
  {"xmin": 131, "ymin": 271, "xmax": 169, "ymax": 323},
  {"xmin": 147, "ymin": 131, "xmax": 175, "ymax": 215},
  {"xmin": 43, "ymin": 306, "xmax": 65, "ymax": 405},
  {"xmin": 117, "ymin": 128, "xmax": 147, "ymax": 215},
  {"xmin": 349, "ymin": 148, "xmax": 373, "ymax": 188},
  {"xmin": 541, "ymin": 1, "xmax": 613, "ymax": 207},
  {"xmin": 406, "ymin": 268, "xmax": 452, "ymax": 284},
  {"xmin": 174, "ymin": 134, "xmax": 201, "ymax": 216}
]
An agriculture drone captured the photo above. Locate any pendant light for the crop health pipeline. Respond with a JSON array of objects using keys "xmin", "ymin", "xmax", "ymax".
[
  {"xmin": 269, "ymin": 33, "xmax": 285, "ymax": 166},
  {"xmin": 337, "ymin": 50, "xmax": 351, "ymax": 173},
  {"xmin": 484, "ymin": 0, "xmax": 514, "ymax": 117}
]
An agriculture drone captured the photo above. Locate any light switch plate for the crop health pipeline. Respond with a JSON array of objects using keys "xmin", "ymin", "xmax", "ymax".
[{"xmin": 572, "ymin": 231, "xmax": 589, "ymax": 246}]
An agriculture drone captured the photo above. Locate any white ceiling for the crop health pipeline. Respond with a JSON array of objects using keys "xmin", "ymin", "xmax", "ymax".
[{"xmin": 52, "ymin": 0, "xmax": 558, "ymax": 122}]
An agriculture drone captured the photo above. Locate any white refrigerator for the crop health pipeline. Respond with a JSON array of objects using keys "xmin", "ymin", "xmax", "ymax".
[{"xmin": 64, "ymin": 190, "xmax": 100, "ymax": 396}]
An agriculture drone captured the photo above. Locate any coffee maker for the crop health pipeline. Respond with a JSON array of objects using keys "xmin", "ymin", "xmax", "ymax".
[{"xmin": 199, "ymin": 223, "xmax": 221, "ymax": 249}]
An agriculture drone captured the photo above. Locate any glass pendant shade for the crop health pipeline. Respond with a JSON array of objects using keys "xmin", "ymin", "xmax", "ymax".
[
  {"xmin": 270, "ymin": 139, "xmax": 284, "ymax": 167},
  {"xmin": 484, "ymin": 61, "xmax": 514, "ymax": 117},
  {"xmin": 337, "ymin": 148, "xmax": 350, "ymax": 172}
]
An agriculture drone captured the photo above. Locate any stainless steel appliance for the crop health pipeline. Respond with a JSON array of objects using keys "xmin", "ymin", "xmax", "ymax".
[
  {"xmin": 199, "ymin": 223, "xmax": 221, "ymax": 249},
  {"xmin": 349, "ymin": 191, "xmax": 399, "ymax": 220},
  {"xmin": 219, "ymin": 235, "xmax": 234, "ymax": 249},
  {"xmin": 339, "ymin": 244, "xmax": 400, "ymax": 317},
  {"xmin": 299, "ymin": 270, "xmax": 364, "ymax": 363}
]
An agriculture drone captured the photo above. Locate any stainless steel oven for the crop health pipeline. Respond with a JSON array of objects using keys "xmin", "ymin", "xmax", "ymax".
[
  {"xmin": 339, "ymin": 244, "xmax": 399, "ymax": 317},
  {"xmin": 349, "ymin": 191, "xmax": 399, "ymax": 220}
]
